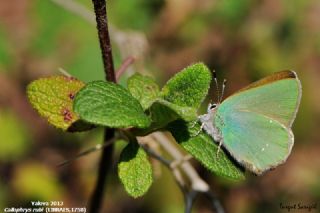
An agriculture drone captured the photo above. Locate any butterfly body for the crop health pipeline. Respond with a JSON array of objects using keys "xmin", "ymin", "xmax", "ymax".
[
  {"xmin": 199, "ymin": 70, "xmax": 302, "ymax": 175},
  {"xmin": 199, "ymin": 104, "xmax": 222, "ymax": 142}
]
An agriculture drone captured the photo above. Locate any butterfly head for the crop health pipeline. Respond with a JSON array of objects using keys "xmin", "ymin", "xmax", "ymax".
[
  {"xmin": 207, "ymin": 103, "xmax": 219, "ymax": 114},
  {"xmin": 209, "ymin": 70, "xmax": 227, "ymax": 114}
]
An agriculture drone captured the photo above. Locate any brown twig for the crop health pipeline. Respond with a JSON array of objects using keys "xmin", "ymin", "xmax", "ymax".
[
  {"xmin": 151, "ymin": 132, "xmax": 209, "ymax": 192},
  {"xmin": 115, "ymin": 56, "xmax": 135, "ymax": 81},
  {"xmin": 89, "ymin": 130, "xmax": 114, "ymax": 213},
  {"xmin": 57, "ymin": 138, "xmax": 116, "ymax": 167},
  {"xmin": 89, "ymin": 0, "xmax": 115, "ymax": 213},
  {"xmin": 138, "ymin": 132, "xmax": 225, "ymax": 213},
  {"xmin": 92, "ymin": 0, "xmax": 115, "ymax": 82}
]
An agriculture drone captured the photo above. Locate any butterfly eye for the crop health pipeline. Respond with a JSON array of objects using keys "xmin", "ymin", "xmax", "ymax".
[{"xmin": 210, "ymin": 104, "xmax": 217, "ymax": 109}]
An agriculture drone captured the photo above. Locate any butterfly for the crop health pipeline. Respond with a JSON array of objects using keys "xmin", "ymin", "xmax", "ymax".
[{"xmin": 198, "ymin": 70, "xmax": 302, "ymax": 175}]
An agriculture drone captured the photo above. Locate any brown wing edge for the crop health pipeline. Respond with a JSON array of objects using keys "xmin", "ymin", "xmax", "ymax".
[
  {"xmin": 287, "ymin": 71, "xmax": 302, "ymax": 128},
  {"xmin": 227, "ymin": 70, "xmax": 302, "ymax": 128},
  {"xmin": 237, "ymin": 70, "xmax": 297, "ymax": 92}
]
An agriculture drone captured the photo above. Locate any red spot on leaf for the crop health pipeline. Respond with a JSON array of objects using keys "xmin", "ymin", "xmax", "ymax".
[
  {"xmin": 61, "ymin": 108, "xmax": 73, "ymax": 122},
  {"xmin": 68, "ymin": 92, "xmax": 75, "ymax": 100}
]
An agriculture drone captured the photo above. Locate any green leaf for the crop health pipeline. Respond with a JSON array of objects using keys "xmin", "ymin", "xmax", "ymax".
[
  {"xmin": 148, "ymin": 100, "xmax": 181, "ymax": 129},
  {"xmin": 27, "ymin": 76, "xmax": 88, "ymax": 131},
  {"xmin": 161, "ymin": 63, "xmax": 211, "ymax": 109},
  {"xmin": 133, "ymin": 99, "xmax": 197, "ymax": 136},
  {"xmin": 118, "ymin": 142, "xmax": 153, "ymax": 198},
  {"xmin": 148, "ymin": 98, "xmax": 197, "ymax": 127},
  {"xmin": 167, "ymin": 120, "xmax": 245, "ymax": 180},
  {"xmin": 155, "ymin": 99, "xmax": 197, "ymax": 121},
  {"xmin": 127, "ymin": 73, "xmax": 160, "ymax": 110},
  {"xmin": 134, "ymin": 100, "xmax": 180, "ymax": 135},
  {"xmin": 74, "ymin": 81, "xmax": 151, "ymax": 128},
  {"xmin": 131, "ymin": 63, "xmax": 211, "ymax": 135}
]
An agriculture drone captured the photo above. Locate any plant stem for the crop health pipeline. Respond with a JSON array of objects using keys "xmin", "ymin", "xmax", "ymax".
[
  {"xmin": 88, "ymin": 130, "xmax": 114, "ymax": 213},
  {"xmin": 149, "ymin": 132, "xmax": 225, "ymax": 213},
  {"xmin": 151, "ymin": 132, "xmax": 209, "ymax": 192},
  {"xmin": 91, "ymin": 0, "xmax": 115, "ymax": 82},
  {"xmin": 89, "ymin": 0, "xmax": 115, "ymax": 212},
  {"xmin": 116, "ymin": 56, "xmax": 135, "ymax": 81}
]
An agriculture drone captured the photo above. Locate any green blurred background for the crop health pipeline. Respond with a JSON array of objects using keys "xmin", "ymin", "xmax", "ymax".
[{"xmin": 0, "ymin": 0, "xmax": 319, "ymax": 212}]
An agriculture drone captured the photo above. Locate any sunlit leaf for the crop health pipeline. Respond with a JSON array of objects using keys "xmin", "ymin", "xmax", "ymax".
[
  {"xmin": 161, "ymin": 62, "xmax": 211, "ymax": 109},
  {"xmin": 74, "ymin": 81, "xmax": 151, "ymax": 128},
  {"xmin": 127, "ymin": 73, "xmax": 159, "ymax": 110},
  {"xmin": 27, "ymin": 75, "xmax": 90, "ymax": 131},
  {"xmin": 118, "ymin": 142, "xmax": 153, "ymax": 198}
]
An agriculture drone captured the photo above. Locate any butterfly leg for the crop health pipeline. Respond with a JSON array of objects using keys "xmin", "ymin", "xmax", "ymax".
[
  {"xmin": 190, "ymin": 117, "xmax": 199, "ymax": 128},
  {"xmin": 193, "ymin": 122, "xmax": 204, "ymax": 137},
  {"xmin": 191, "ymin": 116, "xmax": 203, "ymax": 137},
  {"xmin": 216, "ymin": 139, "xmax": 223, "ymax": 157}
]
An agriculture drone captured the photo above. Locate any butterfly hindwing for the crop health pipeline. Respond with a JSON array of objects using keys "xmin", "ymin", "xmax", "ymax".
[{"xmin": 216, "ymin": 110, "xmax": 293, "ymax": 174}]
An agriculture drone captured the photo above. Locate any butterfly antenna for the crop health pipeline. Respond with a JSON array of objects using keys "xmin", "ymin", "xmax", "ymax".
[
  {"xmin": 220, "ymin": 79, "xmax": 227, "ymax": 103},
  {"xmin": 213, "ymin": 70, "xmax": 220, "ymax": 103},
  {"xmin": 57, "ymin": 140, "xmax": 114, "ymax": 167}
]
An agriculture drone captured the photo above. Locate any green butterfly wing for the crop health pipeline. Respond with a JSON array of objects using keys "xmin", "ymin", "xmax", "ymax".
[{"xmin": 215, "ymin": 71, "xmax": 301, "ymax": 175}]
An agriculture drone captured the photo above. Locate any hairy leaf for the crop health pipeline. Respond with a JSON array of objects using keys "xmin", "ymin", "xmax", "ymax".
[
  {"xmin": 133, "ymin": 99, "xmax": 197, "ymax": 136},
  {"xmin": 150, "ymin": 99, "xmax": 197, "ymax": 123},
  {"xmin": 131, "ymin": 63, "xmax": 210, "ymax": 135},
  {"xmin": 127, "ymin": 73, "xmax": 159, "ymax": 110},
  {"xmin": 168, "ymin": 120, "xmax": 245, "ymax": 180},
  {"xmin": 74, "ymin": 81, "xmax": 151, "ymax": 128},
  {"xmin": 118, "ymin": 142, "xmax": 153, "ymax": 198},
  {"xmin": 27, "ymin": 76, "xmax": 87, "ymax": 131},
  {"xmin": 161, "ymin": 63, "xmax": 211, "ymax": 109}
]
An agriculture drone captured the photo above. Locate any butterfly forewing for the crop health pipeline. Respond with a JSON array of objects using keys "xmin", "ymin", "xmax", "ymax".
[{"xmin": 222, "ymin": 71, "xmax": 301, "ymax": 127}]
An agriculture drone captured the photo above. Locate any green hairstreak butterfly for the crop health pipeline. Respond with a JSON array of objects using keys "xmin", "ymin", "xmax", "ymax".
[{"xmin": 198, "ymin": 70, "xmax": 302, "ymax": 175}]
